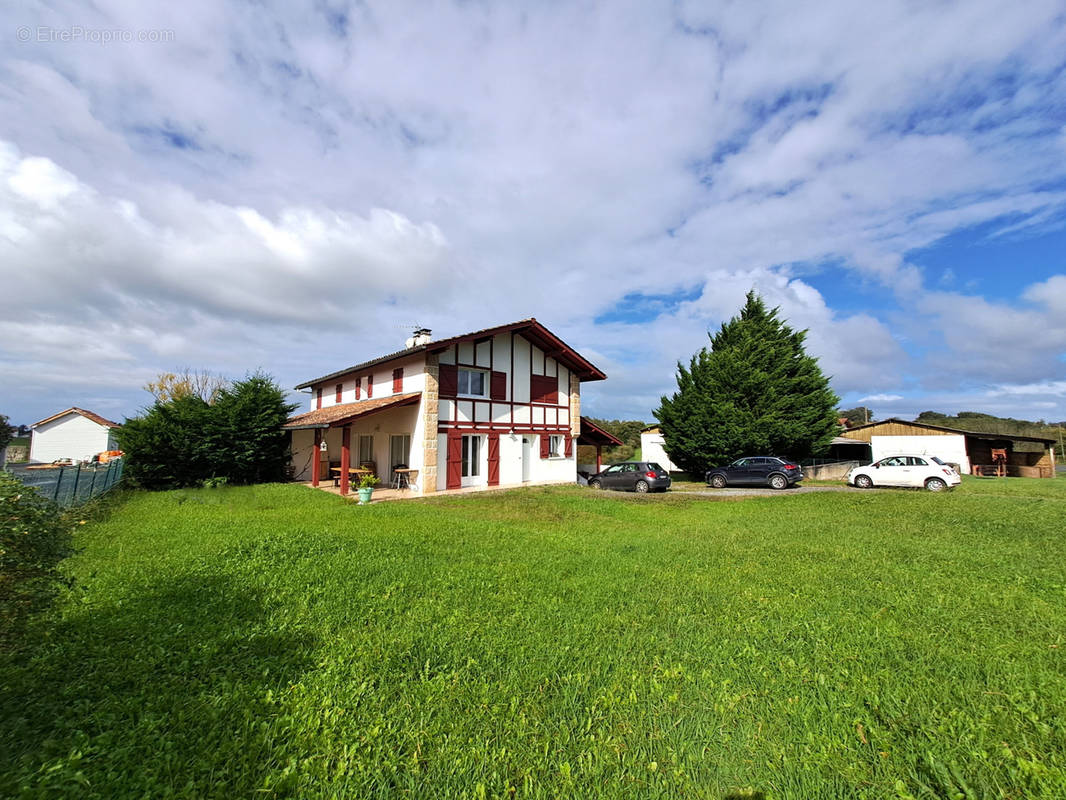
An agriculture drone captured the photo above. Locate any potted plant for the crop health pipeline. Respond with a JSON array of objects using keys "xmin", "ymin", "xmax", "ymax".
[{"xmin": 356, "ymin": 472, "xmax": 379, "ymax": 505}]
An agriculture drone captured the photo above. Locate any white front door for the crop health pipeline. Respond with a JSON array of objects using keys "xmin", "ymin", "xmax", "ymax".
[
  {"xmin": 521, "ymin": 436, "xmax": 531, "ymax": 482},
  {"xmin": 461, "ymin": 434, "xmax": 485, "ymax": 487}
]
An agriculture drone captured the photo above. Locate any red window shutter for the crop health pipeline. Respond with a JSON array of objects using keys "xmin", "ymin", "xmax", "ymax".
[
  {"xmin": 316, "ymin": 388, "xmax": 322, "ymax": 409},
  {"xmin": 540, "ymin": 433, "xmax": 550, "ymax": 459},
  {"xmin": 367, "ymin": 375, "xmax": 373, "ymax": 398},
  {"xmin": 439, "ymin": 364, "xmax": 458, "ymax": 397},
  {"xmin": 488, "ymin": 433, "xmax": 500, "ymax": 486},
  {"xmin": 335, "ymin": 383, "xmax": 343, "ymax": 403},
  {"xmin": 446, "ymin": 432, "xmax": 462, "ymax": 489},
  {"xmin": 490, "ymin": 370, "xmax": 507, "ymax": 401},
  {"xmin": 355, "ymin": 377, "xmax": 361, "ymax": 400},
  {"xmin": 393, "ymin": 368, "xmax": 403, "ymax": 394},
  {"xmin": 531, "ymin": 375, "xmax": 558, "ymax": 404},
  {"xmin": 564, "ymin": 436, "xmax": 573, "ymax": 458}
]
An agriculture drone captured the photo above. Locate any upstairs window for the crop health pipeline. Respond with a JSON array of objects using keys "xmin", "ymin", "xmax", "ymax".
[
  {"xmin": 335, "ymin": 383, "xmax": 343, "ymax": 403},
  {"xmin": 457, "ymin": 368, "xmax": 487, "ymax": 397},
  {"xmin": 316, "ymin": 388, "xmax": 322, "ymax": 409}
]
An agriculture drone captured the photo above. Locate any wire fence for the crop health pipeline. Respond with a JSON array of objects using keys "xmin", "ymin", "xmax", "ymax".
[{"xmin": 5, "ymin": 460, "xmax": 125, "ymax": 507}]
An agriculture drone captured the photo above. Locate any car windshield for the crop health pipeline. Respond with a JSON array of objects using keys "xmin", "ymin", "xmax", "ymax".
[{"xmin": 647, "ymin": 463, "xmax": 665, "ymax": 473}]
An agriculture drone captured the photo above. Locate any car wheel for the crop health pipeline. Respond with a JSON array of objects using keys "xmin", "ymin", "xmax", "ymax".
[
  {"xmin": 925, "ymin": 477, "xmax": 947, "ymax": 492},
  {"xmin": 769, "ymin": 473, "xmax": 788, "ymax": 490},
  {"xmin": 710, "ymin": 474, "xmax": 727, "ymax": 489},
  {"xmin": 635, "ymin": 480, "xmax": 650, "ymax": 493},
  {"xmin": 854, "ymin": 474, "xmax": 874, "ymax": 489},
  {"xmin": 590, "ymin": 479, "xmax": 602, "ymax": 490}
]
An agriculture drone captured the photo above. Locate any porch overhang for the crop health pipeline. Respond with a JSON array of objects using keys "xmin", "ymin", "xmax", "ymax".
[
  {"xmin": 283, "ymin": 392, "xmax": 422, "ymax": 430},
  {"xmin": 577, "ymin": 416, "xmax": 623, "ymax": 447}
]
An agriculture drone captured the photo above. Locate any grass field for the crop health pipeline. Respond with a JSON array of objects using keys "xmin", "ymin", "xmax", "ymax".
[{"xmin": 2, "ymin": 478, "xmax": 1064, "ymax": 798}]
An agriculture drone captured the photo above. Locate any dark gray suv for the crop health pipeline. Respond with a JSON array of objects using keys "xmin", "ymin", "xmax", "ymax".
[
  {"xmin": 706, "ymin": 456, "xmax": 803, "ymax": 489},
  {"xmin": 588, "ymin": 462, "xmax": 671, "ymax": 493}
]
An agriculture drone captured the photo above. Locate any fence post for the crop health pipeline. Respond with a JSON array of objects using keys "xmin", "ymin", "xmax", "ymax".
[
  {"xmin": 70, "ymin": 464, "xmax": 81, "ymax": 506},
  {"xmin": 89, "ymin": 463, "xmax": 99, "ymax": 499},
  {"xmin": 53, "ymin": 466, "xmax": 64, "ymax": 502}
]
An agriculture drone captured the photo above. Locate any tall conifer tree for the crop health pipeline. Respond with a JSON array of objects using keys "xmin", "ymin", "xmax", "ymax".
[{"xmin": 655, "ymin": 292, "xmax": 840, "ymax": 472}]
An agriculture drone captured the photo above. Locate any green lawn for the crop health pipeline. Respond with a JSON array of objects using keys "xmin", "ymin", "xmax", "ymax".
[{"xmin": 2, "ymin": 479, "xmax": 1064, "ymax": 798}]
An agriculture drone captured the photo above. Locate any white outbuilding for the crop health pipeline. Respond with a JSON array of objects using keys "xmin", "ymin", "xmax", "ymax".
[
  {"xmin": 29, "ymin": 407, "xmax": 121, "ymax": 464},
  {"xmin": 640, "ymin": 425, "xmax": 681, "ymax": 473}
]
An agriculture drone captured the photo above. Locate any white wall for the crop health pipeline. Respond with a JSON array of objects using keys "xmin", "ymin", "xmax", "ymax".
[
  {"xmin": 309, "ymin": 353, "xmax": 426, "ymax": 410},
  {"xmin": 436, "ymin": 432, "xmax": 576, "ymax": 491},
  {"xmin": 30, "ymin": 414, "xmax": 115, "ymax": 463},
  {"xmin": 870, "ymin": 434, "xmax": 971, "ymax": 474},
  {"xmin": 640, "ymin": 430, "xmax": 680, "ymax": 472}
]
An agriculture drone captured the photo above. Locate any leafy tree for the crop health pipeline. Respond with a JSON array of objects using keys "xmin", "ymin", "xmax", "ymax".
[
  {"xmin": 0, "ymin": 414, "xmax": 13, "ymax": 451},
  {"xmin": 144, "ymin": 369, "xmax": 228, "ymax": 404},
  {"xmin": 118, "ymin": 372, "xmax": 296, "ymax": 489},
  {"xmin": 655, "ymin": 291, "xmax": 840, "ymax": 472},
  {"xmin": 839, "ymin": 407, "xmax": 873, "ymax": 427}
]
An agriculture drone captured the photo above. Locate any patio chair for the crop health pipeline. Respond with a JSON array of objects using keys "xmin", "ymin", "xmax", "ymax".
[{"xmin": 391, "ymin": 463, "xmax": 408, "ymax": 490}]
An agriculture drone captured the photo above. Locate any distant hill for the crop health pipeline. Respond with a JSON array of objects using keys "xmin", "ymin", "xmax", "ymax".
[{"xmin": 914, "ymin": 411, "xmax": 1064, "ymax": 441}]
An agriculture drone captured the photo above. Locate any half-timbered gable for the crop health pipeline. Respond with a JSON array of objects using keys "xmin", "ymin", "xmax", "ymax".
[{"xmin": 284, "ymin": 320, "xmax": 606, "ymax": 496}]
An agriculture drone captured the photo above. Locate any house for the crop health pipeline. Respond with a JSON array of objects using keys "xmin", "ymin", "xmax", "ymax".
[
  {"xmin": 639, "ymin": 425, "xmax": 681, "ymax": 472},
  {"xmin": 283, "ymin": 319, "xmax": 607, "ymax": 496},
  {"xmin": 29, "ymin": 407, "xmax": 121, "ymax": 464},
  {"xmin": 837, "ymin": 418, "xmax": 1057, "ymax": 478}
]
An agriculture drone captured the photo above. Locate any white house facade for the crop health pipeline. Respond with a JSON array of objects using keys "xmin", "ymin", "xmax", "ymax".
[
  {"xmin": 29, "ymin": 408, "xmax": 121, "ymax": 463},
  {"xmin": 284, "ymin": 320, "xmax": 607, "ymax": 496}
]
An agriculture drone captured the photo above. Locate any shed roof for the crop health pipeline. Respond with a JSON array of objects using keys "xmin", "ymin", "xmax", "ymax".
[
  {"xmin": 32, "ymin": 407, "xmax": 121, "ymax": 429},
  {"xmin": 283, "ymin": 392, "xmax": 422, "ymax": 430},
  {"xmin": 294, "ymin": 318, "xmax": 606, "ymax": 390},
  {"xmin": 840, "ymin": 417, "xmax": 1055, "ymax": 445}
]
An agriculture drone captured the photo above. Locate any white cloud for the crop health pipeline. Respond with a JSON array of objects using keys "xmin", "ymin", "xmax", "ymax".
[{"xmin": 1, "ymin": 0, "xmax": 1065, "ymax": 423}]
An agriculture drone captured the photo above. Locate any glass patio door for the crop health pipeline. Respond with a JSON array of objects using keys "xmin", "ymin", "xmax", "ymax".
[{"xmin": 390, "ymin": 434, "xmax": 411, "ymax": 485}]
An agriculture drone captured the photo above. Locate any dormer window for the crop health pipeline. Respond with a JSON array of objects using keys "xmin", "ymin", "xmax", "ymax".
[{"xmin": 457, "ymin": 368, "xmax": 487, "ymax": 397}]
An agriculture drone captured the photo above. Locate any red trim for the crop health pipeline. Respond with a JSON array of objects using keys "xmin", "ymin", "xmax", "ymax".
[
  {"xmin": 392, "ymin": 367, "xmax": 403, "ymax": 394},
  {"xmin": 316, "ymin": 388, "xmax": 322, "ymax": 410},
  {"xmin": 531, "ymin": 374, "xmax": 558, "ymax": 404},
  {"xmin": 340, "ymin": 426, "xmax": 351, "ymax": 496},
  {"xmin": 312, "ymin": 429, "xmax": 322, "ymax": 487},
  {"xmin": 564, "ymin": 435, "xmax": 573, "ymax": 458},
  {"xmin": 355, "ymin": 377, "xmax": 361, "ymax": 400},
  {"xmin": 540, "ymin": 433, "xmax": 550, "ymax": 459},
  {"xmin": 446, "ymin": 431, "xmax": 462, "ymax": 489},
  {"xmin": 488, "ymin": 433, "xmax": 500, "ymax": 486},
  {"xmin": 335, "ymin": 383, "xmax": 343, "ymax": 403},
  {"xmin": 367, "ymin": 374, "xmax": 373, "ymax": 398}
]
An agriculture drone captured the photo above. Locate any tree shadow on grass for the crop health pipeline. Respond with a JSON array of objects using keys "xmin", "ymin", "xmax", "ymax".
[{"xmin": 0, "ymin": 573, "xmax": 317, "ymax": 798}]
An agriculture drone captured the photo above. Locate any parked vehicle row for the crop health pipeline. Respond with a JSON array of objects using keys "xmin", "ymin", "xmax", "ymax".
[{"xmin": 587, "ymin": 453, "xmax": 959, "ymax": 494}]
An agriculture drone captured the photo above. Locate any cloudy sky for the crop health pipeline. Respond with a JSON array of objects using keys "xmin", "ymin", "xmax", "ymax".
[{"xmin": 2, "ymin": 0, "xmax": 1066, "ymax": 427}]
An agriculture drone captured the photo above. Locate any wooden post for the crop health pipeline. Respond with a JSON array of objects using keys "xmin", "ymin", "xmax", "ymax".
[
  {"xmin": 340, "ymin": 426, "xmax": 351, "ymax": 496},
  {"xmin": 596, "ymin": 445, "xmax": 602, "ymax": 472},
  {"xmin": 312, "ymin": 429, "xmax": 322, "ymax": 487}
]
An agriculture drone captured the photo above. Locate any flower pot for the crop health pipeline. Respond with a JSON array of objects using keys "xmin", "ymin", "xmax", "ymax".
[{"xmin": 357, "ymin": 487, "xmax": 373, "ymax": 505}]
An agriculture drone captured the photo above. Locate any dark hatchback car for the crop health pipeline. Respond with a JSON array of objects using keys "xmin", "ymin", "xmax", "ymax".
[
  {"xmin": 706, "ymin": 456, "xmax": 803, "ymax": 490},
  {"xmin": 589, "ymin": 462, "xmax": 672, "ymax": 493}
]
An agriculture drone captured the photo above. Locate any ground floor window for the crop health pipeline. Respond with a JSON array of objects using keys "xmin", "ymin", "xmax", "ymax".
[
  {"xmin": 462, "ymin": 435, "xmax": 481, "ymax": 479},
  {"xmin": 549, "ymin": 434, "xmax": 564, "ymax": 458},
  {"xmin": 358, "ymin": 435, "xmax": 374, "ymax": 464}
]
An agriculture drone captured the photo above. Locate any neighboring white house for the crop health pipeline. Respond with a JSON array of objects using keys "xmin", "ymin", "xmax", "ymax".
[
  {"xmin": 283, "ymin": 319, "xmax": 608, "ymax": 496},
  {"xmin": 640, "ymin": 425, "xmax": 681, "ymax": 472},
  {"xmin": 29, "ymin": 407, "xmax": 121, "ymax": 464}
]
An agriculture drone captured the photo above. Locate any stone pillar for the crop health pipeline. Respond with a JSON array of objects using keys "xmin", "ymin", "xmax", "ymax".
[
  {"xmin": 421, "ymin": 353, "xmax": 440, "ymax": 493},
  {"xmin": 569, "ymin": 374, "xmax": 581, "ymax": 438}
]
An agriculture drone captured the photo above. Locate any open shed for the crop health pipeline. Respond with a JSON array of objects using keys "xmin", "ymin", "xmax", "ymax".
[{"xmin": 838, "ymin": 418, "xmax": 1057, "ymax": 478}]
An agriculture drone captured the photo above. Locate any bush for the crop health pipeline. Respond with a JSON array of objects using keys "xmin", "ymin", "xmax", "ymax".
[
  {"xmin": 117, "ymin": 372, "xmax": 296, "ymax": 490},
  {"xmin": 0, "ymin": 471, "xmax": 72, "ymax": 644}
]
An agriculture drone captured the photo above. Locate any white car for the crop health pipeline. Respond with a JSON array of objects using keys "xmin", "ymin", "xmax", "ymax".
[{"xmin": 847, "ymin": 455, "xmax": 961, "ymax": 492}]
